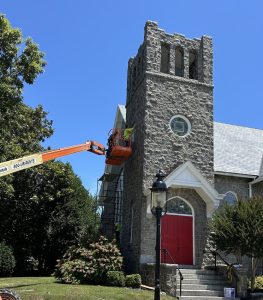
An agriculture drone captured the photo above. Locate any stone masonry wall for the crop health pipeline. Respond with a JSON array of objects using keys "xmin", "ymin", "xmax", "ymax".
[
  {"xmin": 144, "ymin": 21, "xmax": 213, "ymax": 85},
  {"xmin": 143, "ymin": 73, "xmax": 214, "ymax": 188},
  {"xmin": 123, "ymin": 21, "xmax": 214, "ymax": 272},
  {"xmin": 141, "ymin": 21, "xmax": 214, "ymax": 191},
  {"xmin": 214, "ymin": 175, "xmax": 250, "ymax": 198},
  {"xmin": 121, "ymin": 70, "xmax": 147, "ymax": 273}
]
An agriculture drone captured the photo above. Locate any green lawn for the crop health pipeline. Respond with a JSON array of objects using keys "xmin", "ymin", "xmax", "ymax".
[{"xmin": 0, "ymin": 277, "xmax": 174, "ymax": 300}]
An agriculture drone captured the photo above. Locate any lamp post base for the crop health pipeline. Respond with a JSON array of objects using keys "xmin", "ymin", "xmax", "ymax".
[{"xmin": 154, "ymin": 284, "xmax": 161, "ymax": 300}]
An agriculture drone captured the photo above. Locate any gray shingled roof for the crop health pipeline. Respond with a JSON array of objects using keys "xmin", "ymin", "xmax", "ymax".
[{"xmin": 214, "ymin": 122, "xmax": 263, "ymax": 176}]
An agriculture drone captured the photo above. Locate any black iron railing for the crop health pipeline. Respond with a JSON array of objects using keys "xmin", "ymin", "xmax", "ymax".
[
  {"xmin": 161, "ymin": 248, "xmax": 184, "ymax": 297},
  {"xmin": 206, "ymin": 250, "xmax": 239, "ymax": 292}
]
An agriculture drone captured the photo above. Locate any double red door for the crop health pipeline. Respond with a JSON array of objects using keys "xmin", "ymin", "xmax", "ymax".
[{"xmin": 161, "ymin": 214, "xmax": 193, "ymax": 265}]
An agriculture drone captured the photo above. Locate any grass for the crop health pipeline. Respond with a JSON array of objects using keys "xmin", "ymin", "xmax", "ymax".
[{"xmin": 0, "ymin": 277, "xmax": 174, "ymax": 300}]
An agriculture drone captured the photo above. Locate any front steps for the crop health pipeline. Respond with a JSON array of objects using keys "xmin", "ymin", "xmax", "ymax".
[{"xmin": 178, "ymin": 268, "xmax": 240, "ymax": 300}]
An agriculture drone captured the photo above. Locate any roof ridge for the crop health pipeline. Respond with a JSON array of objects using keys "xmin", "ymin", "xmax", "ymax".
[{"xmin": 214, "ymin": 121, "xmax": 263, "ymax": 132}]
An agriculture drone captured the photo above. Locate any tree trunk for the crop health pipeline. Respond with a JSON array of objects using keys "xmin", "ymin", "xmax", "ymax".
[{"xmin": 251, "ymin": 256, "xmax": 258, "ymax": 291}]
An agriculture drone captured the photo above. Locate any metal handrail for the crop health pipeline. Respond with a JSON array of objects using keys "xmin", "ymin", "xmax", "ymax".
[
  {"xmin": 204, "ymin": 249, "xmax": 239, "ymax": 294},
  {"xmin": 161, "ymin": 248, "xmax": 184, "ymax": 297},
  {"xmin": 213, "ymin": 251, "xmax": 239, "ymax": 282}
]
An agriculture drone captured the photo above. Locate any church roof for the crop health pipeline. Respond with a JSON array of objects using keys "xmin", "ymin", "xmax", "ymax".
[{"xmin": 214, "ymin": 122, "xmax": 263, "ymax": 176}]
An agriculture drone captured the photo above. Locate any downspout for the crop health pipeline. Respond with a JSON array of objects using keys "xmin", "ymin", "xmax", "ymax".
[{"xmin": 248, "ymin": 181, "xmax": 253, "ymax": 198}]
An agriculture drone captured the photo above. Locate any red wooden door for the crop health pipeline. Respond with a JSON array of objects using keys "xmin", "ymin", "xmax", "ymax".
[{"xmin": 161, "ymin": 214, "xmax": 193, "ymax": 265}]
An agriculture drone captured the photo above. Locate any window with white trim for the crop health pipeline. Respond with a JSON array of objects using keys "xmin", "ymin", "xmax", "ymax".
[{"xmin": 170, "ymin": 115, "xmax": 191, "ymax": 137}]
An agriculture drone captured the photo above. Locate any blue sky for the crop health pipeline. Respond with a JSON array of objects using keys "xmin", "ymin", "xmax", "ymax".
[{"xmin": 1, "ymin": 0, "xmax": 263, "ymax": 194}]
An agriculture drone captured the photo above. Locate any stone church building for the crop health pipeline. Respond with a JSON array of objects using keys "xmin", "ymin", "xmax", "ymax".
[{"xmin": 99, "ymin": 21, "xmax": 263, "ymax": 281}]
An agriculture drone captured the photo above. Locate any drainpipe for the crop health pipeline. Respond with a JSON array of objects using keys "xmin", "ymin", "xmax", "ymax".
[{"xmin": 248, "ymin": 181, "xmax": 253, "ymax": 199}]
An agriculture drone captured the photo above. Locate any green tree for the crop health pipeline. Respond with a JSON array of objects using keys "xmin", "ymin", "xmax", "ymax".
[
  {"xmin": 0, "ymin": 241, "xmax": 16, "ymax": 276},
  {"xmin": 0, "ymin": 14, "xmax": 53, "ymax": 197},
  {"xmin": 210, "ymin": 196, "xmax": 263, "ymax": 290},
  {"xmin": 0, "ymin": 15, "xmax": 100, "ymax": 275},
  {"xmin": 0, "ymin": 161, "xmax": 99, "ymax": 275}
]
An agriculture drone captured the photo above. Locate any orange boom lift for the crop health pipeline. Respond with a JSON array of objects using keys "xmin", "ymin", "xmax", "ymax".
[{"xmin": 0, "ymin": 129, "xmax": 133, "ymax": 177}]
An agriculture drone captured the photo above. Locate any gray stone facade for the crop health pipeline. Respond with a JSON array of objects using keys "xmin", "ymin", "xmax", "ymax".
[
  {"xmin": 100, "ymin": 22, "xmax": 263, "ymax": 294},
  {"xmin": 122, "ymin": 21, "xmax": 214, "ymax": 273}
]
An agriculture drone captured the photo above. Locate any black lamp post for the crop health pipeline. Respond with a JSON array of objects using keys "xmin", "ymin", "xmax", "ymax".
[{"xmin": 150, "ymin": 170, "xmax": 168, "ymax": 300}]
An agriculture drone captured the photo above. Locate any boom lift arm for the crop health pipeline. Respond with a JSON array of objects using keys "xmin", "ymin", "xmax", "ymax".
[
  {"xmin": 0, "ymin": 141, "xmax": 105, "ymax": 177},
  {"xmin": 0, "ymin": 128, "xmax": 133, "ymax": 178}
]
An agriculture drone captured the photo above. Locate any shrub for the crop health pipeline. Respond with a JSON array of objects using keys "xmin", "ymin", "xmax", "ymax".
[
  {"xmin": 54, "ymin": 236, "xmax": 123, "ymax": 284},
  {"xmin": 106, "ymin": 271, "xmax": 125, "ymax": 287},
  {"xmin": 254, "ymin": 276, "xmax": 263, "ymax": 290},
  {"xmin": 0, "ymin": 242, "xmax": 16, "ymax": 276},
  {"xmin": 125, "ymin": 274, "xmax": 141, "ymax": 288}
]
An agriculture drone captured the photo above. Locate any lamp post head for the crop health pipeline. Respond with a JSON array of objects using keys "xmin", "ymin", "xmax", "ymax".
[{"xmin": 150, "ymin": 170, "xmax": 168, "ymax": 214}]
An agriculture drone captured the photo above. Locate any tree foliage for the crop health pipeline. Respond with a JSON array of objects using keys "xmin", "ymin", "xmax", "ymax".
[
  {"xmin": 0, "ymin": 15, "xmax": 46, "ymax": 106},
  {"xmin": 0, "ymin": 14, "xmax": 53, "ymax": 161},
  {"xmin": 0, "ymin": 162, "xmax": 100, "ymax": 275},
  {"xmin": 0, "ymin": 241, "xmax": 16, "ymax": 276},
  {"xmin": 210, "ymin": 196, "xmax": 263, "ymax": 290},
  {"xmin": 0, "ymin": 15, "xmax": 100, "ymax": 275}
]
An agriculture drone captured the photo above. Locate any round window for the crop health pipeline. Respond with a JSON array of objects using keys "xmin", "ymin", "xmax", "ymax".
[{"xmin": 170, "ymin": 115, "xmax": 191, "ymax": 137}]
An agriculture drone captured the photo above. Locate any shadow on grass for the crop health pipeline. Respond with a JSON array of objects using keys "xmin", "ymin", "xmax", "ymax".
[{"xmin": 0, "ymin": 282, "xmax": 45, "ymax": 289}]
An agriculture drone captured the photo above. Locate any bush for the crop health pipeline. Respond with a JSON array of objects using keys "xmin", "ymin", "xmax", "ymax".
[
  {"xmin": 254, "ymin": 276, "xmax": 263, "ymax": 290},
  {"xmin": 0, "ymin": 242, "xmax": 16, "ymax": 276},
  {"xmin": 54, "ymin": 236, "xmax": 123, "ymax": 284},
  {"xmin": 125, "ymin": 274, "xmax": 141, "ymax": 288},
  {"xmin": 106, "ymin": 271, "xmax": 125, "ymax": 287}
]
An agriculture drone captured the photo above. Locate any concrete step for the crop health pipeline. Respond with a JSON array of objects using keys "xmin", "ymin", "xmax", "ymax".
[
  {"xmin": 182, "ymin": 284, "xmax": 226, "ymax": 291},
  {"xmin": 178, "ymin": 268, "xmax": 237, "ymax": 299},
  {"xmin": 182, "ymin": 278, "xmax": 226, "ymax": 285},
  {"xmin": 182, "ymin": 274, "xmax": 226, "ymax": 280},
  {"xmin": 181, "ymin": 289, "xmax": 224, "ymax": 297},
  {"xmin": 180, "ymin": 269, "xmax": 218, "ymax": 275}
]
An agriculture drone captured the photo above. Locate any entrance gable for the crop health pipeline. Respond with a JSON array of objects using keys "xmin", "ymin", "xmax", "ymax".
[{"xmin": 165, "ymin": 161, "xmax": 224, "ymax": 217}]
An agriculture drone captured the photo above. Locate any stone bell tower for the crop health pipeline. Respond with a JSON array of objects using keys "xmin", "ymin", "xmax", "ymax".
[{"xmin": 121, "ymin": 21, "xmax": 214, "ymax": 273}]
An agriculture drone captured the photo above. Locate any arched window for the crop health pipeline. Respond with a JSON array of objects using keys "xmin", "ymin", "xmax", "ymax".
[
  {"xmin": 175, "ymin": 47, "xmax": 184, "ymax": 77},
  {"xmin": 167, "ymin": 197, "xmax": 192, "ymax": 215},
  {"xmin": 160, "ymin": 43, "xmax": 170, "ymax": 74},
  {"xmin": 221, "ymin": 191, "xmax": 238, "ymax": 207},
  {"xmin": 224, "ymin": 191, "xmax": 238, "ymax": 205},
  {"xmin": 189, "ymin": 50, "xmax": 198, "ymax": 80}
]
